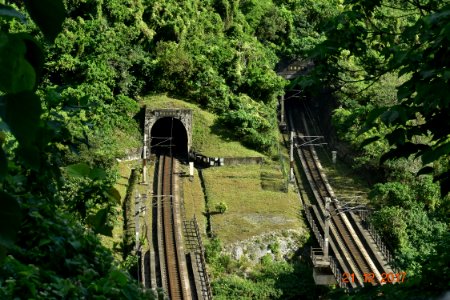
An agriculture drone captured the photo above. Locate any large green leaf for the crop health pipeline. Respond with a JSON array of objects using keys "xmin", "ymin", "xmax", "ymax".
[
  {"xmin": 86, "ymin": 208, "xmax": 113, "ymax": 237},
  {"xmin": 0, "ymin": 191, "xmax": 22, "ymax": 261},
  {"xmin": 90, "ymin": 167, "xmax": 107, "ymax": 180},
  {"xmin": 386, "ymin": 128, "xmax": 406, "ymax": 145},
  {"xmin": 24, "ymin": 0, "xmax": 66, "ymax": 42},
  {"xmin": 359, "ymin": 136, "xmax": 380, "ymax": 149},
  {"xmin": 0, "ymin": 4, "xmax": 26, "ymax": 22},
  {"xmin": 64, "ymin": 162, "xmax": 91, "ymax": 178},
  {"xmin": 64, "ymin": 163, "xmax": 109, "ymax": 181},
  {"xmin": 105, "ymin": 187, "xmax": 121, "ymax": 204},
  {"xmin": 3, "ymin": 91, "xmax": 42, "ymax": 146},
  {"xmin": 361, "ymin": 107, "xmax": 385, "ymax": 131},
  {"xmin": 0, "ymin": 146, "xmax": 6, "ymax": 179},
  {"xmin": 421, "ymin": 142, "xmax": 450, "ymax": 165},
  {"xmin": 417, "ymin": 166, "xmax": 434, "ymax": 176},
  {"xmin": 0, "ymin": 33, "xmax": 36, "ymax": 93},
  {"xmin": 21, "ymin": 35, "xmax": 44, "ymax": 85},
  {"xmin": 16, "ymin": 144, "xmax": 40, "ymax": 171},
  {"xmin": 110, "ymin": 269, "xmax": 128, "ymax": 287},
  {"xmin": 380, "ymin": 143, "xmax": 428, "ymax": 164}
]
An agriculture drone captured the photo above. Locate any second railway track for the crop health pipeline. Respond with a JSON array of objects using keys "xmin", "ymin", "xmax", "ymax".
[{"xmin": 287, "ymin": 101, "xmax": 392, "ymax": 288}]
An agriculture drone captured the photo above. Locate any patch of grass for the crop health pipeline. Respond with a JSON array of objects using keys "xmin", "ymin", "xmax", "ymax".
[
  {"xmin": 142, "ymin": 94, "xmax": 263, "ymax": 157},
  {"xmin": 180, "ymin": 164, "xmax": 207, "ymax": 235},
  {"xmin": 202, "ymin": 164, "xmax": 304, "ymax": 245},
  {"xmin": 260, "ymin": 165, "xmax": 286, "ymax": 192}
]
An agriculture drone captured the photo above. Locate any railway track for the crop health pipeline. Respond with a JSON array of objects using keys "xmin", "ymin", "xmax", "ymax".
[
  {"xmin": 287, "ymin": 101, "xmax": 392, "ymax": 288},
  {"xmin": 145, "ymin": 154, "xmax": 212, "ymax": 299},
  {"xmin": 156, "ymin": 155, "xmax": 191, "ymax": 299}
]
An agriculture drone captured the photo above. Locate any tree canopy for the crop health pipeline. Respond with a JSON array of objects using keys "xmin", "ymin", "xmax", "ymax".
[{"xmin": 299, "ymin": 0, "xmax": 450, "ymax": 297}]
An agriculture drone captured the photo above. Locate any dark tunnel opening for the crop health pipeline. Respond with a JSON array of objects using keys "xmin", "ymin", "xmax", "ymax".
[{"xmin": 150, "ymin": 117, "xmax": 188, "ymax": 159}]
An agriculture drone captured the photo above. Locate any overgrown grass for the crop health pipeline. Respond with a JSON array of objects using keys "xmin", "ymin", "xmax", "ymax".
[
  {"xmin": 142, "ymin": 94, "xmax": 263, "ymax": 157},
  {"xmin": 315, "ymin": 147, "xmax": 370, "ymax": 204},
  {"xmin": 180, "ymin": 166, "xmax": 207, "ymax": 235},
  {"xmin": 202, "ymin": 164, "xmax": 304, "ymax": 244},
  {"xmin": 109, "ymin": 95, "xmax": 306, "ymax": 255}
]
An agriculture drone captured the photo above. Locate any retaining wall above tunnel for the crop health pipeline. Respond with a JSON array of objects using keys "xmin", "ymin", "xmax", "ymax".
[{"xmin": 144, "ymin": 108, "xmax": 193, "ymax": 159}]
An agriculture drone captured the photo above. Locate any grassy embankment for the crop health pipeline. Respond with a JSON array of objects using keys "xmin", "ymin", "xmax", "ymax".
[
  {"xmin": 107, "ymin": 94, "xmax": 367, "ymax": 263},
  {"xmin": 316, "ymin": 147, "xmax": 370, "ymax": 204},
  {"xmin": 202, "ymin": 164, "xmax": 304, "ymax": 244},
  {"xmin": 110, "ymin": 94, "xmax": 306, "ymax": 251}
]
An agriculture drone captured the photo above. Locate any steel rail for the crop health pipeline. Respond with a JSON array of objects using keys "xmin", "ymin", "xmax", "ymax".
[
  {"xmin": 158, "ymin": 155, "xmax": 190, "ymax": 299},
  {"xmin": 288, "ymin": 103, "xmax": 386, "ymax": 287}
]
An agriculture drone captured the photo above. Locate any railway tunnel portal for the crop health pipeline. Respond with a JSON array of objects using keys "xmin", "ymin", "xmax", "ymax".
[{"xmin": 144, "ymin": 108, "xmax": 192, "ymax": 159}]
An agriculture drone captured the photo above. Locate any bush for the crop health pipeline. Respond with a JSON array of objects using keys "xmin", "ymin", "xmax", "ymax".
[{"xmin": 215, "ymin": 202, "xmax": 228, "ymax": 214}]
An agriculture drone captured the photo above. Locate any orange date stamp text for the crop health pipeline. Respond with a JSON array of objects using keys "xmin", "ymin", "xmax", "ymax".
[{"xmin": 342, "ymin": 272, "xmax": 407, "ymax": 283}]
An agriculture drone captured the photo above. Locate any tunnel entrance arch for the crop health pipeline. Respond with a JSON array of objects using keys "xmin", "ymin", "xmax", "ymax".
[
  {"xmin": 144, "ymin": 108, "xmax": 192, "ymax": 160},
  {"xmin": 150, "ymin": 117, "xmax": 188, "ymax": 157}
]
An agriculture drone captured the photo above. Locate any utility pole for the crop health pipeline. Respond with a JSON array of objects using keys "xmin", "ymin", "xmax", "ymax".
[
  {"xmin": 135, "ymin": 192, "xmax": 141, "ymax": 284},
  {"xmin": 323, "ymin": 197, "xmax": 331, "ymax": 261},
  {"xmin": 142, "ymin": 132, "xmax": 148, "ymax": 184},
  {"xmin": 290, "ymin": 131, "xmax": 294, "ymax": 182}
]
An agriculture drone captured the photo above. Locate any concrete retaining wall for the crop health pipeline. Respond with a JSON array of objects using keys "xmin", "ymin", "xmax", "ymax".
[
  {"xmin": 223, "ymin": 157, "xmax": 263, "ymax": 165},
  {"xmin": 117, "ymin": 147, "xmax": 143, "ymax": 162}
]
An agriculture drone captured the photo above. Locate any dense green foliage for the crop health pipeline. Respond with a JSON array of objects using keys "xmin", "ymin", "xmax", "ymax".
[
  {"xmin": 299, "ymin": 0, "xmax": 450, "ymax": 297},
  {"xmin": 0, "ymin": 1, "xmax": 151, "ymax": 298}
]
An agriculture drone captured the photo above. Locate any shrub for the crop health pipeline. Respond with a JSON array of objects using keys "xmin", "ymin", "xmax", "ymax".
[{"xmin": 215, "ymin": 201, "xmax": 228, "ymax": 214}]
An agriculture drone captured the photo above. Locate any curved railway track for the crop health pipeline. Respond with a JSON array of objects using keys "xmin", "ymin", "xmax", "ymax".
[{"xmin": 287, "ymin": 102, "xmax": 390, "ymax": 287}]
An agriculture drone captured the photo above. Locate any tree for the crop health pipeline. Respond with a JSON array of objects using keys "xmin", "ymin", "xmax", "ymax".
[
  {"xmin": 305, "ymin": 0, "xmax": 450, "ymax": 195},
  {"xmin": 0, "ymin": 2, "xmax": 152, "ymax": 298},
  {"xmin": 299, "ymin": 1, "xmax": 450, "ymax": 296}
]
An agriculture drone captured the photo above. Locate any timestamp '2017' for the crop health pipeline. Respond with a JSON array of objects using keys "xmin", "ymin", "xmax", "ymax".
[{"xmin": 342, "ymin": 272, "xmax": 407, "ymax": 283}]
